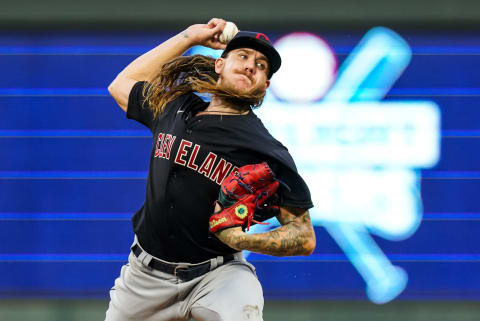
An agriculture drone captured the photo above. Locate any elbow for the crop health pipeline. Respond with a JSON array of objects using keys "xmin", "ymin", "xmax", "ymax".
[
  {"xmin": 107, "ymin": 80, "xmax": 118, "ymax": 98},
  {"xmin": 303, "ymin": 238, "xmax": 316, "ymax": 256},
  {"xmin": 107, "ymin": 78, "xmax": 128, "ymax": 112},
  {"xmin": 302, "ymin": 229, "xmax": 316, "ymax": 256},
  {"xmin": 108, "ymin": 75, "xmax": 125, "ymax": 100}
]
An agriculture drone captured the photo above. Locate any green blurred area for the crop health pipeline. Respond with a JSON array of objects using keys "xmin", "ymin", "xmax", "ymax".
[
  {"xmin": 1, "ymin": 0, "xmax": 479, "ymax": 29},
  {"xmin": 0, "ymin": 300, "xmax": 479, "ymax": 321}
]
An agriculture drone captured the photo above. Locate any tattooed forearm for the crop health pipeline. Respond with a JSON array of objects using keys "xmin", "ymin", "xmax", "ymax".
[{"xmin": 216, "ymin": 210, "xmax": 316, "ymax": 256}]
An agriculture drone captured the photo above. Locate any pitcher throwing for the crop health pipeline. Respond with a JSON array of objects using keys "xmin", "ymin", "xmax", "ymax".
[{"xmin": 105, "ymin": 18, "xmax": 316, "ymax": 321}]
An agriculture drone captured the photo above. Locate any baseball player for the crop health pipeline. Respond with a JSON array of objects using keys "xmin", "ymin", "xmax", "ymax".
[{"xmin": 105, "ymin": 18, "xmax": 316, "ymax": 321}]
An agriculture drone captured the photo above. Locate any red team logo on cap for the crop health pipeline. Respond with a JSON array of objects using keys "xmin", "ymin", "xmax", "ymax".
[{"xmin": 256, "ymin": 33, "xmax": 270, "ymax": 42}]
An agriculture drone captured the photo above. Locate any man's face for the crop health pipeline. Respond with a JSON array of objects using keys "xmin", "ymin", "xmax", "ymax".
[{"xmin": 215, "ymin": 48, "xmax": 271, "ymax": 95}]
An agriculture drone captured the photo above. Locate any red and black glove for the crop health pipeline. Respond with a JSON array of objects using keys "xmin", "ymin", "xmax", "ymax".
[{"xmin": 209, "ymin": 162, "xmax": 279, "ymax": 233}]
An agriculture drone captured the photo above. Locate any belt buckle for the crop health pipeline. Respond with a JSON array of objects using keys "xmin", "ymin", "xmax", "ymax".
[{"xmin": 173, "ymin": 264, "xmax": 190, "ymax": 278}]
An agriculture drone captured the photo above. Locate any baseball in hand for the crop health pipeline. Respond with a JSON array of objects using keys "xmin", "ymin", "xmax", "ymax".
[{"xmin": 219, "ymin": 22, "xmax": 239, "ymax": 44}]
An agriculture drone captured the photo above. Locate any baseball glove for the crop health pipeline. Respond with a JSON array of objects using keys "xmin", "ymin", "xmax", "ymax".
[{"xmin": 209, "ymin": 162, "xmax": 279, "ymax": 233}]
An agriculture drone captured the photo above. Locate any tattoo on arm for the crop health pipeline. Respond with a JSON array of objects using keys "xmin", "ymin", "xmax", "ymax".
[
  {"xmin": 215, "ymin": 209, "xmax": 316, "ymax": 257},
  {"xmin": 182, "ymin": 31, "xmax": 189, "ymax": 38}
]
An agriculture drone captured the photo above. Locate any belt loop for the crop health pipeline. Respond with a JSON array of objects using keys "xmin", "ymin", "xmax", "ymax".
[
  {"xmin": 209, "ymin": 256, "xmax": 224, "ymax": 271},
  {"xmin": 137, "ymin": 251, "xmax": 147, "ymax": 263},
  {"xmin": 140, "ymin": 252, "xmax": 154, "ymax": 268},
  {"xmin": 210, "ymin": 258, "xmax": 218, "ymax": 270},
  {"xmin": 133, "ymin": 235, "xmax": 154, "ymax": 268}
]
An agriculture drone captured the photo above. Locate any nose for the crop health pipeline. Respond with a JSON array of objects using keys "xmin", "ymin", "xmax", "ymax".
[{"xmin": 244, "ymin": 58, "xmax": 255, "ymax": 75}]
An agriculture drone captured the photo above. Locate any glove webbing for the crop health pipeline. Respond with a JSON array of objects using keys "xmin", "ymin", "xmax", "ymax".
[{"xmin": 224, "ymin": 170, "xmax": 272, "ymax": 199}]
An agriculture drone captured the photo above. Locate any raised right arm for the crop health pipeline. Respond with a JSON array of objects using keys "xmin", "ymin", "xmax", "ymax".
[{"xmin": 108, "ymin": 18, "xmax": 227, "ymax": 112}]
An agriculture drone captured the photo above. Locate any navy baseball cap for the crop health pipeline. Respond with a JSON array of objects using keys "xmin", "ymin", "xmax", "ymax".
[{"xmin": 221, "ymin": 31, "xmax": 281, "ymax": 79}]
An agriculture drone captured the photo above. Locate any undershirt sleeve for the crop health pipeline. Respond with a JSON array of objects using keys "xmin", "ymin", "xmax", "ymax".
[{"xmin": 126, "ymin": 81, "xmax": 155, "ymax": 131}]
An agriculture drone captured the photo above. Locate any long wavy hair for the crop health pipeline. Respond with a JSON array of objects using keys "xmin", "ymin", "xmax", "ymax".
[{"xmin": 143, "ymin": 54, "xmax": 266, "ymax": 118}]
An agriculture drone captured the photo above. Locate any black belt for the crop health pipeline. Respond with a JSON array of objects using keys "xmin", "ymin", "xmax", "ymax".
[{"xmin": 132, "ymin": 244, "xmax": 234, "ymax": 282}]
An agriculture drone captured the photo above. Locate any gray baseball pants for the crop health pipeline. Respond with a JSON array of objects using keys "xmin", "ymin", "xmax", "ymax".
[{"xmin": 104, "ymin": 239, "xmax": 264, "ymax": 321}]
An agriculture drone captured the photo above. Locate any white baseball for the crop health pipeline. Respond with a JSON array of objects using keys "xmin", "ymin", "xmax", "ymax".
[{"xmin": 219, "ymin": 21, "xmax": 239, "ymax": 44}]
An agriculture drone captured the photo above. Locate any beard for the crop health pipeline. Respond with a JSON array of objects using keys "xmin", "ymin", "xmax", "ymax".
[{"xmin": 214, "ymin": 74, "xmax": 266, "ymax": 110}]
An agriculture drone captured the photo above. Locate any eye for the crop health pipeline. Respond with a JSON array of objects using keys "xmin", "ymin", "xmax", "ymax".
[
  {"xmin": 256, "ymin": 62, "xmax": 266, "ymax": 70},
  {"xmin": 239, "ymin": 54, "xmax": 247, "ymax": 59}
]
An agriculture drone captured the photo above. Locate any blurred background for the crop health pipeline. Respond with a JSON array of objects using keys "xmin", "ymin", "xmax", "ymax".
[{"xmin": 1, "ymin": 0, "xmax": 479, "ymax": 320}]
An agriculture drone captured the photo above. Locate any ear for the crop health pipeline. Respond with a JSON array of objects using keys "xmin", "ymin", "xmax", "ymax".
[{"xmin": 215, "ymin": 58, "xmax": 225, "ymax": 74}]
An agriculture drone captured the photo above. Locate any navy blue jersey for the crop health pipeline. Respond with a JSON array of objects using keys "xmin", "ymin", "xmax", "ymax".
[{"xmin": 127, "ymin": 81, "xmax": 313, "ymax": 263}]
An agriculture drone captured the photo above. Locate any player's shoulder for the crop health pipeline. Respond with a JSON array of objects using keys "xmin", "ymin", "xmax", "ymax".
[
  {"xmin": 245, "ymin": 111, "xmax": 287, "ymax": 149},
  {"xmin": 162, "ymin": 91, "xmax": 206, "ymax": 116},
  {"xmin": 177, "ymin": 91, "xmax": 204, "ymax": 106}
]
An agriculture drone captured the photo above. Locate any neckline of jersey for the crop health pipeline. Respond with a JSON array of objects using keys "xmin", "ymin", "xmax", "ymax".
[{"xmin": 194, "ymin": 110, "xmax": 252, "ymax": 118}]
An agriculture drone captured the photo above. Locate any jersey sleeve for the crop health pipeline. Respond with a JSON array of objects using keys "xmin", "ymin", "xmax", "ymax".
[
  {"xmin": 223, "ymin": 114, "xmax": 314, "ymax": 211},
  {"xmin": 248, "ymin": 115, "xmax": 314, "ymax": 210},
  {"xmin": 251, "ymin": 154, "xmax": 312, "ymax": 224},
  {"xmin": 268, "ymin": 153, "xmax": 314, "ymax": 210},
  {"xmin": 126, "ymin": 81, "xmax": 155, "ymax": 131}
]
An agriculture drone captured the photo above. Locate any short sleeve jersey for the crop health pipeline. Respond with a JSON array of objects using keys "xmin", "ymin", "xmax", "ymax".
[{"xmin": 127, "ymin": 81, "xmax": 313, "ymax": 263}]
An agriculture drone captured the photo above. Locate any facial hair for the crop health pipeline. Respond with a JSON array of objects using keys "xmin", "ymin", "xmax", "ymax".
[{"xmin": 214, "ymin": 73, "xmax": 266, "ymax": 110}]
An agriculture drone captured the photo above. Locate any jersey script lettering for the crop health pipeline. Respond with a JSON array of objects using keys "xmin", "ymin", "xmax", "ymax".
[
  {"xmin": 198, "ymin": 152, "xmax": 217, "ymax": 178},
  {"xmin": 172, "ymin": 138, "xmax": 238, "ymax": 185},
  {"xmin": 210, "ymin": 158, "xmax": 233, "ymax": 184},
  {"xmin": 187, "ymin": 144, "xmax": 201, "ymax": 170},
  {"xmin": 154, "ymin": 132, "xmax": 177, "ymax": 159}
]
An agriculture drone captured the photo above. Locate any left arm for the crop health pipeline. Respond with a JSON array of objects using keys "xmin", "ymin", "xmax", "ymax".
[{"xmin": 215, "ymin": 207, "xmax": 316, "ymax": 256}]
